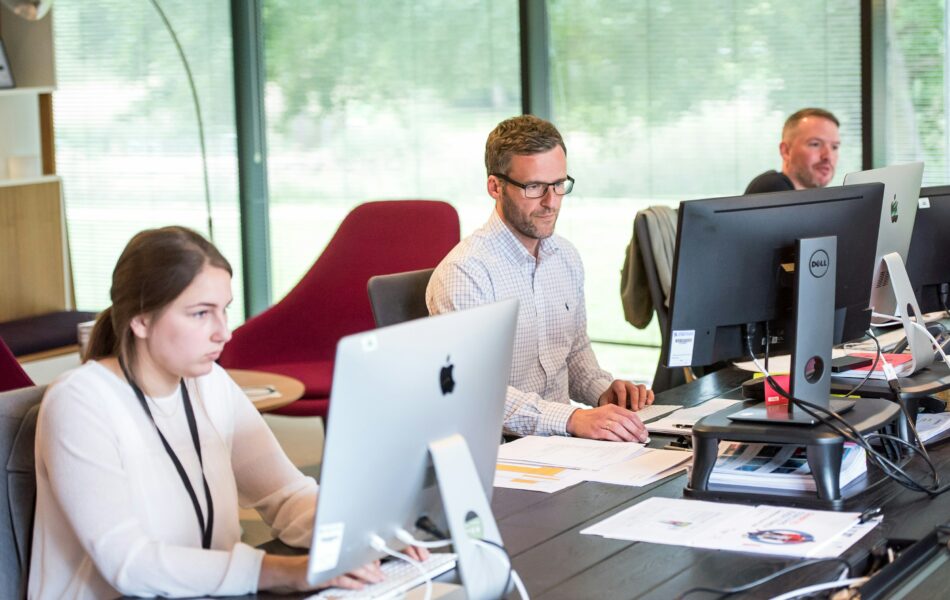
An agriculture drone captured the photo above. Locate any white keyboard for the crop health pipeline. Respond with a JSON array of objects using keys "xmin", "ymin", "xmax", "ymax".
[{"xmin": 310, "ymin": 553, "xmax": 457, "ymax": 599}]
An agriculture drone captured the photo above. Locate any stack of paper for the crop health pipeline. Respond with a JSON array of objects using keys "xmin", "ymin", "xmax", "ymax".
[
  {"xmin": 644, "ymin": 398, "xmax": 740, "ymax": 435},
  {"xmin": 494, "ymin": 436, "xmax": 692, "ymax": 493},
  {"xmin": 497, "ymin": 436, "xmax": 647, "ymax": 470},
  {"xmin": 916, "ymin": 412, "xmax": 950, "ymax": 445},
  {"xmin": 708, "ymin": 442, "xmax": 867, "ymax": 492},
  {"xmin": 581, "ymin": 497, "xmax": 879, "ymax": 558},
  {"xmin": 493, "ymin": 463, "xmax": 586, "ymax": 493}
]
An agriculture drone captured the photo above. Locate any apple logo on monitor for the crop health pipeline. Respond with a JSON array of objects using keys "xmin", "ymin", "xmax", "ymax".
[
  {"xmin": 440, "ymin": 355, "xmax": 455, "ymax": 395},
  {"xmin": 890, "ymin": 194, "xmax": 899, "ymax": 223}
]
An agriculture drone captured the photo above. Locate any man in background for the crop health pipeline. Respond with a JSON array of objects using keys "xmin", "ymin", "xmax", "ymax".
[
  {"xmin": 745, "ymin": 108, "xmax": 840, "ymax": 194},
  {"xmin": 427, "ymin": 115, "xmax": 653, "ymax": 441}
]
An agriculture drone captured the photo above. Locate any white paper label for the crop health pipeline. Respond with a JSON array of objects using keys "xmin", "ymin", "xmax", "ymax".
[
  {"xmin": 919, "ymin": 197, "xmax": 931, "ymax": 209},
  {"xmin": 669, "ymin": 330, "xmax": 695, "ymax": 367},
  {"xmin": 311, "ymin": 522, "xmax": 345, "ymax": 573}
]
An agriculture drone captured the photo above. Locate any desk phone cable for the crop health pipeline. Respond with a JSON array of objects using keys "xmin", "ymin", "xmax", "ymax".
[
  {"xmin": 745, "ymin": 329, "xmax": 948, "ymax": 497},
  {"xmin": 397, "ymin": 523, "xmax": 529, "ymax": 599},
  {"xmin": 674, "ymin": 557, "xmax": 852, "ymax": 599},
  {"xmin": 369, "ymin": 534, "xmax": 433, "ymax": 600}
]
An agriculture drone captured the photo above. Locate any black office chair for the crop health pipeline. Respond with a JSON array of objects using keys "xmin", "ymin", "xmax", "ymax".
[
  {"xmin": 633, "ymin": 212, "xmax": 691, "ymax": 393},
  {"xmin": 0, "ymin": 385, "xmax": 44, "ymax": 599},
  {"xmin": 366, "ymin": 268, "xmax": 435, "ymax": 327}
]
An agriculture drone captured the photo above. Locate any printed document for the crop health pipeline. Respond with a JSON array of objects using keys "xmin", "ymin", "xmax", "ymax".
[
  {"xmin": 494, "ymin": 445, "xmax": 691, "ymax": 493},
  {"xmin": 645, "ymin": 398, "xmax": 740, "ymax": 435},
  {"xmin": 493, "ymin": 463, "xmax": 585, "ymax": 493},
  {"xmin": 496, "ymin": 436, "xmax": 646, "ymax": 470},
  {"xmin": 581, "ymin": 497, "xmax": 873, "ymax": 558},
  {"xmin": 583, "ymin": 448, "xmax": 692, "ymax": 487},
  {"xmin": 915, "ymin": 412, "xmax": 950, "ymax": 445}
]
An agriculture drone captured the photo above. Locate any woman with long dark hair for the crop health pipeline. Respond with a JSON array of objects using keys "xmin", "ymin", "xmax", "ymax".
[{"xmin": 29, "ymin": 226, "xmax": 409, "ymax": 598}]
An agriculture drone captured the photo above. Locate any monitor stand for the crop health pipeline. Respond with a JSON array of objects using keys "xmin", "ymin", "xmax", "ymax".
[
  {"xmin": 429, "ymin": 434, "xmax": 510, "ymax": 600},
  {"xmin": 685, "ymin": 236, "xmax": 901, "ymax": 509},
  {"xmin": 872, "ymin": 252, "xmax": 934, "ymax": 374}
]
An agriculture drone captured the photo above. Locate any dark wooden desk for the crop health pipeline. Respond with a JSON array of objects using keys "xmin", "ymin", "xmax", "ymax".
[{"xmin": 246, "ymin": 368, "xmax": 950, "ymax": 599}]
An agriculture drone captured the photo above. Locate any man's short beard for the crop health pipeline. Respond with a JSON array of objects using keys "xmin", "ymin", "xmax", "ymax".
[
  {"xmin": 792, "ymin": 164, "xmax": 832, "ymax": 189},
  {"xmin": 500, "ymin": 187, "xmax": 556, "ymax": 240}
]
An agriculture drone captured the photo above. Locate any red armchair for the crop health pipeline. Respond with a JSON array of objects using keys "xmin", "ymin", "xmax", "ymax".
[
  {"xmin": 0, "ymin": 337, "xmax": 32, "ymax": 393},
  {"xmin": 218, "ymin": 200, "xmax": 461, "ymax": 418}
]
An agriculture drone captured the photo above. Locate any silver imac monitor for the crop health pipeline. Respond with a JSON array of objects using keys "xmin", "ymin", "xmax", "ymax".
[
  {"xmin": 307, "ymin": 299, "xmax": 517, "ymax": 598},
  {"xmin": 842, "ymin": 162, "xmax": 924, "ymax": 319}
]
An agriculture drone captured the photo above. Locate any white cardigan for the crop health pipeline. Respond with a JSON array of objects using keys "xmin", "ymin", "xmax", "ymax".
[{"xmin": 29, "ymin": 361, "xmax": 318, "ymax": 599}]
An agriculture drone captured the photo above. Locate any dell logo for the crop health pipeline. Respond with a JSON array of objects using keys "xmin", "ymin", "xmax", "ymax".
[
  {"xmin": 808, "ymin": 250, "xmax": 830, "ymax": 278},
  {"xmin": 439, "ymin": 355, "xmax": 456, "ymax": 395}
]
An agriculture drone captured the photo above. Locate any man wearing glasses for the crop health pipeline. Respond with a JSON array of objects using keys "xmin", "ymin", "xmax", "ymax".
[{"xmin": 427, "ymin": 115, "xmax": 654, "ymax": 441}]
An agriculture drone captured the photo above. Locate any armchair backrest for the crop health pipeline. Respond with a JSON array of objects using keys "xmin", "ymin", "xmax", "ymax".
[
  {"xmin": 0, "ymin": 337, "xmax": 32, "ymax": 393},
  {"xmin": 0, "ymin": 385, "xmax": 44, "ymax": 600},
  {"xmin": 221, "ymin": 200, "xmax": 460, "ymax": 366}
]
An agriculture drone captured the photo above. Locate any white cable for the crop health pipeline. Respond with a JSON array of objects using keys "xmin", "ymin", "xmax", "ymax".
[
  {"xmin": 767, "ymin": 575, "xmax": 868, "ymax": 600},
  {"xmin": 395, "ymin": 527, "xmax": 454, "ymax": 549},
  {"xmin": 510, "ymin": 569, "xmax": 529, "ymax": 600},
  {"xmin": 471, "ymin": 538, "xmax": 530, "ymax": 600},
  {"xmin": 369, "ymin": 534, "xmax": 432, "ymax": 600},
  {"xmin": 910, "ymin": 320, "xmax": 950, "ymax": 369},
  {"xmin": 871, "ymin": 311, "xmax": 950, "ymax": 369}
]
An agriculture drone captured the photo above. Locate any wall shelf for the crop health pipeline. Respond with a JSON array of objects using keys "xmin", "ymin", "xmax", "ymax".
[
  {"xmin": 0, "ymin": 86, "xmax": 55, "ymax": 97},
  {"xmin": 0, "ymin": 174, "xmax": 59, "ymax": 189}
]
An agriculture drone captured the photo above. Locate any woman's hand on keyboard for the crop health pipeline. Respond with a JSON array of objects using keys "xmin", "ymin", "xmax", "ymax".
[
  {"xmin": 258, "ymin": 554, "xmax": 384, "ymax": 593},
  {"xmin": 405, "ymin": 545, "xmax": 430, "ymax": 562},
  {"xmin": 317, "ymin": 560, "xmax": 386, "ymax": 591}
]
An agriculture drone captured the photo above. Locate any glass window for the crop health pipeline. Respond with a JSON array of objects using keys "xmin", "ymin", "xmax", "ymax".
[
  {"xmin": 262, "ymin": 0, "xmax": 521, "ymax": 297},
  {"xmin": 549, "ymin": 0, "xmax": 863, "ymax": 380},
  {"xmin": 884, "ymin": 0, "xmax": 947, "ymax": 186},
  {"xmin": 54, "ymin": 2, "xmax": 244, "ymax": 320}
]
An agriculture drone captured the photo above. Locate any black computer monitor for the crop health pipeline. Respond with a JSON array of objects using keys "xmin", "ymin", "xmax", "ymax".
[
  {"xmin": 906, "ymin": 185, "xmax": 950, "ymax": 314},
  {"xmin": 666, "ymin": 183, "xmax": 884, "ymax": 371}
]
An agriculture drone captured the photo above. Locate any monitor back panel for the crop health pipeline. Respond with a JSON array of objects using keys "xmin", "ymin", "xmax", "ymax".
[
  {"xmin": 309, "ymin": 299, "xmax": 517, "ymax": 582},
  {"xmin": 907, "ymin": 185, "xmax": 950, "ymax": 313}
]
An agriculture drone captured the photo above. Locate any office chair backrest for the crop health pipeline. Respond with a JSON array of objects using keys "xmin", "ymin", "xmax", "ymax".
[
  {"xmin": 634, "ymin": 211, "xmax": 685, "ymax": 393},
  {"xmin": 0, "ymin": 385, "xmax": 44, "ymax": 600},
  {"xmin": 367, "ymin": 268, "xmax": 435, "ymax": 327},
  {"xmin": 0, "ymin": 337, "xmax": 32, "ymax": 393}
]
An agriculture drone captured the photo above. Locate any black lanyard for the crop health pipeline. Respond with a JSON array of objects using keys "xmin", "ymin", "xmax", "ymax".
[{"xmin": 119, "ymin": 359, "xmax": 215, "ymax": 549}]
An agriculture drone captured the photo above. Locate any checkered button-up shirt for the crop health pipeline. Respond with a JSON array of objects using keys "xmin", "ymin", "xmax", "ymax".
[{"xmin": 426, "ymin": 210, "xmax": 614, "ymax": 436}]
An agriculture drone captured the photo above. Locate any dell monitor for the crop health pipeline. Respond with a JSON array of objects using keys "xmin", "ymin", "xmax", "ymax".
[
  {"xmin": 667, "ymin": 184, "xmax": 883, "ymax": 370},
  {"xmin": 907, "ymin": 185, "xmax": 950, "ymax": 315},
  {"xmin": 307, "ymin": 299, "xmax": 517, "ymax": 599}
]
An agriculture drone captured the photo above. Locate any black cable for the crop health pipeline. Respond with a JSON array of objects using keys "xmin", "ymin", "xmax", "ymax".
[
  {"xmin": 840, "ymin": 329, "xmax": 880, "ymax": 398},
  {"xmin": 746, "ymin": 330, "xmax": 950, "ymax": 497},
  {"xmin": 675, "ymin": 557, "xmax": 851, "ymax": 599},
  {"xmin": 746, "ymin": 337, "xmax": 914, "ymax": 486},
  {"xmin": 415, "ymin": 516, "xmax": 449, "ymax": 540}
]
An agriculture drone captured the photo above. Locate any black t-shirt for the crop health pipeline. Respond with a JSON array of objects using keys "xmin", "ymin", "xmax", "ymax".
[{"xmin": 744, "ymin": 170, "xmax": 794, "ymax": 194}]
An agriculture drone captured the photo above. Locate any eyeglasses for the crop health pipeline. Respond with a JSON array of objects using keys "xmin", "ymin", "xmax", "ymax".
[{"xmin": 491, "ymin": 173, "xmax": 575, "ymax": 199}]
